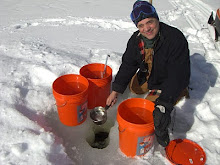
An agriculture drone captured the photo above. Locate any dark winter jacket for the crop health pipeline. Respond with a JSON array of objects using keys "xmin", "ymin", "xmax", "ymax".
[{"xmin": 112, "ymin": 22, "xmax": 190, "ymax": 104}]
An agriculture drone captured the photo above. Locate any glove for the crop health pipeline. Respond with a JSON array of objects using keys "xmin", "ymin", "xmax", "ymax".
[
  {"xmin": 153, "ymin": 99, "xmax": 173, "ymax": 147},
  {"xmin": 137, "ymin": 61, "xmax": 148, "ymax": 86},
  {"xmin": 137, "ymin": 70, "xmax": 147, "ymax": 86}
]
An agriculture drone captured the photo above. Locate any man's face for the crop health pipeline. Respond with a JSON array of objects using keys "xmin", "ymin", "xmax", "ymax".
[{"xmin": 137, "ymin": 18, "xmax": 159, "ymax": 40}]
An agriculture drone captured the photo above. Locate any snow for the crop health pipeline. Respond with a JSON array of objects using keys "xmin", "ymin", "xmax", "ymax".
[{"xmin": 0, "ymin": 0, "xmax": 220, "ymax": 164}]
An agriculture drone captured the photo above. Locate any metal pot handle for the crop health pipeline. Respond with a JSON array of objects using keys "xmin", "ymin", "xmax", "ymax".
[{"xmin": 104, "ymin": 105, "xmax": 110, "ymax": 110}]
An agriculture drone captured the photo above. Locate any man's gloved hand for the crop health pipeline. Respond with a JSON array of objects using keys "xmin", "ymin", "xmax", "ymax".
[
  {"xmin": 153, "ymin": 99, "xmax": 173, "ymax": 147},
  {"xmin": 137, "ymin": 61, "xmax": 148, "ymax": 86},
  {"xmin": 137, "ymin": 70, "xmax": 147, "ymax": 86}
]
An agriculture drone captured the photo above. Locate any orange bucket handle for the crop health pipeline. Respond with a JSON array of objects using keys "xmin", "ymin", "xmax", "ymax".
[
  {"xmin": 55, "ymin": 101, "xmax": 80, "ymax": 108},
  {"xmin": 55, "ymin": 101, "xmax": 67, "ymax": 107},
  {"xmin": 118, "ymin": 126, "xmax": 126, "ymax": 133}
]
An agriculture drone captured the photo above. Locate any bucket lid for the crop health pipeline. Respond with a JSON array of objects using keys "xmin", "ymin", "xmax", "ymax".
[{"xmin": 165, "ymin": 139, "xmax": 206, "ymax": 165}]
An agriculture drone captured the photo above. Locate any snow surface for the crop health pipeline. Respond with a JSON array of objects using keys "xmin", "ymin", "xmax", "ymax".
[{"xmin": 0, "ymin": 0, "xmax": 220, "ymax": 164}]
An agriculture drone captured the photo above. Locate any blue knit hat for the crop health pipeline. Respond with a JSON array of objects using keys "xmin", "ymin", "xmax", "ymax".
[{"xmin": 131, "ymin": 1, "xmax": 159, "ymax": 26}]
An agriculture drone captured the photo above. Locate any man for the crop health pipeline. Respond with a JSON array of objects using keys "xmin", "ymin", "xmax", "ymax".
[{"xmin": 106, "ymin": 0, "xmax": 190, "ymax": 147}]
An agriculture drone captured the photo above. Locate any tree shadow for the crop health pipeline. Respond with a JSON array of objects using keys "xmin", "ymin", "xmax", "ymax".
[{"xmin": 171, "ymin": 53, "xmax": 218, "ymax": 140}]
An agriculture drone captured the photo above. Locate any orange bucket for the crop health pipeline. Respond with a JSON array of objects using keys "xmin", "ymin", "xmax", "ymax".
[
  {"xmin": 79, "ymin": 63, "xmax": 112, "ymax": 109},
  {"xmin": 52, "ymin": 74, "xmax": 89, "ymax": 126},
  {"xmin": 117, "ymin": 98, "xmax": 155, "ymax": 157}
]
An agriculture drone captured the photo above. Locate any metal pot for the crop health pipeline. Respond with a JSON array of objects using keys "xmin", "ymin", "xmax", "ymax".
[{"xmin": 90, "ymin": 105, "xmax": 110, "ymax": 125}]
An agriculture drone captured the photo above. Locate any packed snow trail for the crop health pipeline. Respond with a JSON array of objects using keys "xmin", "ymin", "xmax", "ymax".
[{"xmin": 2, "ymin": 17, "xmax": 136, "ymax": 34}]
